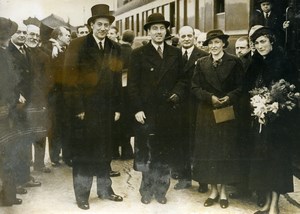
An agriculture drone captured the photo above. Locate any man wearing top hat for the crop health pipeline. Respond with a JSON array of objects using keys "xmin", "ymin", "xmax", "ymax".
[
  {"xmin": 128, "ymin": 13, "xmax": 186, "ymax": 204},
  {"xmin": 63, "ymin": 4, "xmax": 123, "ymax": 210}
]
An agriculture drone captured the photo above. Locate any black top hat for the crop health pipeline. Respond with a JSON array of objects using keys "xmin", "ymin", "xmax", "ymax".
[
  {"xmin": 250, "ymin": 26, "xmax": 274, "ymax": 42},
  {"xmin": 203, "ymin": 29, "xmax": 229, "ymax": 46},
  {"xmin": 144, "ymin": 13, "xmax": 170, "ymax": 31},
  {"xmin": 0, "ymin": 17, "xmax": 18, "ymax": 40},
  {"xmin": 87, "ymin": 4, "xmax": 115, "ymax": 25}
]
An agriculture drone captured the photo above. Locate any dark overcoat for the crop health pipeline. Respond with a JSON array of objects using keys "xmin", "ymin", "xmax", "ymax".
[
  {"xmin": 244, "ymin": 48, "xmax": 298, "ymax": 194},
  {"xmin": 181, "ymin": 46, "xmax": 208, "ymax": 147},
  {"xmin": 128, "ymin": 42, "xmax": 186, "ymax": 171},
  {"xmin": 63, "ymin": 34, "xmax": 122, "ymax": 168},
  {"xmin": 191, "ymin": 52, "xmax": 244, "ymax": 184}
]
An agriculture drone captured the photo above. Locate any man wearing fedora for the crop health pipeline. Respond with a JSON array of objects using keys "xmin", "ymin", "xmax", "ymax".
[
  {"xmin": 128, "ymin": 13, "xmax": 186, "ymax": 204},
  {"xmin": 63, "ymin": 4, "xmax": 123, "ymax": 210}
]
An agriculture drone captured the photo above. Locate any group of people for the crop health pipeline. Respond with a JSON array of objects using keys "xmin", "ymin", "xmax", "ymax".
[{"xmin": 0, "ymin": 1, "xmax": 298, "ymax": 214}]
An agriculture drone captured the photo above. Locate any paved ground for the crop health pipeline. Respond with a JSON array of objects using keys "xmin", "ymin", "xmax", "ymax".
[{"xmin": 1, "ymin": 158, "xmax": 300, "ymax": 214}]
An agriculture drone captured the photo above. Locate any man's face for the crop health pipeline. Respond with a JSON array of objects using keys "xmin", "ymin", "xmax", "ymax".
[
  {"xmin": 77, "ymin": 26, "xmax": 89, "ymax": 37},
  {"xmin": 91, "ymin": 17, "xmax": 110, "ymax": 40},
  {"xmin": 26, "ymin": 25, "xmax": 40, "ymax": 48},
  {"xmin": 148, "ymin": 23, "xmax": 166, "ymax": 45},
  {"xmin": 58, "ymin": 27, "xmax": 71, "ymax": 46},
  {"xmin": 11, "ymin": 24, "xmax": 27, "ymax": 46},
  {"xmin": 260, "ymin": 2, "xmax": 272, "ymax": 13},
  {"xmin": 235, "ymin": 40, "xmax": 250, "ymax": 57},
  {"xmin": 108, "ymin": 28, "xmax": 118, "ymax": 41},
  {"xmin": 179, "ymin": 26, "xmax": 194, "ymax": 49}
]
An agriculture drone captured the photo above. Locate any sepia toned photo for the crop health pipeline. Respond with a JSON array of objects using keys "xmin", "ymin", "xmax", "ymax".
[{"xmin": 0, "ymin": 0, "xmax": 300, "ymax": 213}]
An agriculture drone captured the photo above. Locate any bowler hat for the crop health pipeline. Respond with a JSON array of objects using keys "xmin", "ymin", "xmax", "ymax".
[
  {"xmin": 0, "ymin": 17, "xmax": 18, "ymax": 40},
  {"xmin": 250, "ymin": 26, "xmax": 274, "ymax": 42},
  {"xmin": 203, "ymin": 29, "xmax": 229, "ymax": 47},
  {"xmin": 87, "ymin": 4, "xmax": 115, "ymax": 25},
  {"xmin": 144, "ymin": 13, "xmax": 170, "ymax": 31}
]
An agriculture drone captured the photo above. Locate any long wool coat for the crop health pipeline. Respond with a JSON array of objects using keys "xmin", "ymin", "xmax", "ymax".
[
  {"xmin": 244, "ymin": 47, "xmax": 298, "ymax": 194},
  {"xmin": 63, "ymin": 34, "xmax": 122, "ymax": 168},
  {"xmin": 128, "ymin": 42, "xmax": 186, "ymax": 171},
  {"xmin": 191, "ymin": 51, "xmax": 244, "ymax": 184}
]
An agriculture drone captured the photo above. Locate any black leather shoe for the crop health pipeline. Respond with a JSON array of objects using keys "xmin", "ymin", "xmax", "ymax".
[
  {"xmin": 198, "ymin": 184, "xmax": 208, "ymax": 193},
  {"xmin": 13, "ymin": 198, "xmax": 22, "ymax": 205},
  {"xmin": 2, "ymin": 198, "xmax": 22, "ymax": 206},
  {"xmin": 253, "ymin": 210, "xmax": 269, "ymax": 214},
  {"xmin": 174, "ymin": 180, "xmax": 192, "ymax": 190},
  {"xmin": 204, "ymin": 195, "xmax": 219, "ymax": 207},
  {"xmin": 156, "ymin": 196, "xmax": 167, "ymax": 204},
  {"xmin": 110, "ymin": 170, "xmax": 121, "ymax": 177},
  {"xmin": 24, "ymin": 180, "xmax": 41, "ymax": 187},
  {"xmin": 77, "ymin": 201, "xmax": 89, "ymax": 210},
  {"xmin": 141, "ymin": 195, "xmax": 152, "ymax": 204},
  {"xmin": 171, "ymin": 172, "xmax": 179, "ymax": 180},
  {"xmin": 51, "ymin": 161, "xmax": 61, "ymax": 167},
  {"xmin": 16, "ymin": 187, "xmax": 27, "ymax": 194},
  {"xmin": 99, "ymin": 194, "xmax": 123, "ymax": 202},
  {"xmin": 220, "ymin": 199, "xmax": 229, "ymax": 208}
]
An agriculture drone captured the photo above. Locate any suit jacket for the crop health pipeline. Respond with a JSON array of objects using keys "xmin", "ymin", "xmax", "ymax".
[
  {"xmin": 63, "ymin": 33, "xmax": 122, "ymax": 164},
  {"xmin": 128, "ymin": 41, "xmax": 186, "ymax": 170}
]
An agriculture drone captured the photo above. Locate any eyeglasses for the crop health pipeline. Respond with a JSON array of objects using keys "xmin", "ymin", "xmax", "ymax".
[
  {"xmin": 16, "ymin": 30, "xmax": 27, "ymax": 35},
  {"xmin": 79, "ymin": 31, "xmax": 89, "ymax": 35}
]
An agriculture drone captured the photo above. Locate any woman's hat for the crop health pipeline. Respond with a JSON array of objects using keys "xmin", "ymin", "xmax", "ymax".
[
  {"xmin": 249, "ymin": 26, "xmax": 274, "ymax": 42},
  {"xmin": 203, "ymin": 29, "xmax": 229, "ymax": 46},
  {"xmin": 144, "ymin": 13, "xmax": 170, "ymax": 31},
  {"xmin": 87, "ymin": 4, "xmax": 115, "ymax": 25},
  {"xmin": 0, "ymin": 17, "xmax": 18, "ymax": 40}
]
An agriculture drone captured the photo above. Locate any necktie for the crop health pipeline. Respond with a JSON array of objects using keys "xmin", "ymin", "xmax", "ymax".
[
  {"xmin": 99, "ymin": 41, "xmax": 104, "ymax": 51},
  {"xmin": 183, "ymin": 50, "xmax": 188, "ymax": 65},
  {"xmin": 19, "ymin": 46, "xmax": 26, "ymax": 55},
  {"xmin": 157, "ymin": 46, "xmax": 163, "ymax": 58},
  {"xmin": 265, "ymin": 13, "xmax": 269, "ymax": 26}
]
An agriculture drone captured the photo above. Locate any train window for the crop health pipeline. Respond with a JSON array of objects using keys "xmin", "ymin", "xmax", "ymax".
[{"xmin": 215, "ymin": 0, "xmax": 225, "ymax": 13}]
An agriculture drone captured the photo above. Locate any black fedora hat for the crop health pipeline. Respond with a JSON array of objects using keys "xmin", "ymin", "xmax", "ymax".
[
  {"xmin": 87, "ymin": 4, "xmax": 115, "ymax": 25},
  {"xmin": 164, "ymin": 29, "xmax": 174, "ymax": 41},
  {"xmin": 0, "ymin": 17, "xmax": 18, "ymax": 40},
  {"xmin": 203, "ymin": 29, "xmax": 229, "ymax": 46},
  {"xmin": 144, "ymin": 13, "xmax": 170, "ymax": 31}
]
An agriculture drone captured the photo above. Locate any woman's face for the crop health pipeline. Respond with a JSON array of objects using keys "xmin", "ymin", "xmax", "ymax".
[
  {"xmin": 208, "ymin": 38, "xmax": 224, "ymax": 56},
  {"xmin": 254, "ymin": 35, "xmax": 273, "ymax": 56}
]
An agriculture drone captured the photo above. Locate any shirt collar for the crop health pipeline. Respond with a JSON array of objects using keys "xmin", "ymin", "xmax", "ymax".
[
  {"xmin": 93, "ymin": 35, "xmax": 105, "ymax": 49},
  {"xmin": 182, "ymin": 46, "xmax": 194, "ymax": 55},
  {"xmin": 151, "ymin": 42, "xmax": 164, "ymax": 52}
]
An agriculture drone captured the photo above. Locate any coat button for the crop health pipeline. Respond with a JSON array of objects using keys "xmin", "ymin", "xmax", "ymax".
[{"xmin": 150, "ymin": 68, "xmax": 154, "ymax": 72}]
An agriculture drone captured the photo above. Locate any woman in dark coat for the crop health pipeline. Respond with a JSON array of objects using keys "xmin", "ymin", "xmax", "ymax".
[
  {"xmin": 191, "ymin": 29, "xmax": 244, "ymax": 209},
  {"xmin": 245, "ymin": 26, "xmax": 298, "ymax": 214}
]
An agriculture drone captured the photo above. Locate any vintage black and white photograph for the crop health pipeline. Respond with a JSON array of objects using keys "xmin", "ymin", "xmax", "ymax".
[{"xmin": 0, "ymin": 0, "xmax": 300, "ymax": 213}]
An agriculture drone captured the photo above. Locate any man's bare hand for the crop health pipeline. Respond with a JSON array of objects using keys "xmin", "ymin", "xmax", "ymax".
[
  {"xmin": 114, "ymin": 112, "xmax": 121, "ymax": 121},
  {"xmin": 135, "ymin": 111, "xmax": 146, "ymax": 124}
]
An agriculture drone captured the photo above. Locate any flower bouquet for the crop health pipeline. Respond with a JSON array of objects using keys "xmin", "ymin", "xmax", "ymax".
[{"xmin": 249, "ymin": 79, "xmax": 300, "ymax": 133}]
